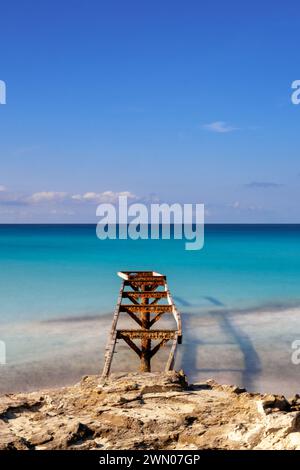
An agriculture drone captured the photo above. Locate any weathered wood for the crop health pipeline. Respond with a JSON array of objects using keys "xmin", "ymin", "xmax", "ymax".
[
  {"xmin": 119, "ymin": 334, "xmax": 142, "ymax": 357},
  {"xmin": 123, "ymin": 294, "xmax": 140, "ymax": 305},
  {"xmin": 125, "ymin": 310, "xmax": 143, "ymax": 327},
  {"xmin": 101, "ymin": 281, "xmax": 124, "ymax": 378},
  {"xmin": 116, "ymin": 329, "xmax": 177, "ymax": 340},
  {"xmin": 124, "ymin": 279, "xmax": 165, "ymax": 287},
  {"xmin": 149, "ymin": 297, "xmax": 161, "ymax": 305},
  {"xmin": 140, "ymin": 291, "xmax": 151, "ymax": 372},
  {"xmin": 165, "ymin": 332, "xmax": 179, "ymax": 371},
  {"xmin": 150, "ymin": 338, "xmax": 170, "ymax": 358},
  {"xmin": 166, "ymin": 286, "xmax": 182, "ymax": 343},
  {"xmin": 102, "ymin": 331, "xmax": 117, "ymax": 378},
  {"xmin": 101, "ymin": 271, "xmax": 182, "ymax": 377},
  {"xmin": 122, "ymin": 291, "xmax": 168, "ymax": 300},
  {"xmin": 119, "ymin": 271, "xmax": 166, "ymax": 280},
  {"xmin": 120, "ymin": 305, "xmax": 172, "ymax": 313},
  {"xmin": 150, "ymin": 312, "xmax": 164, "ymax": 326}
]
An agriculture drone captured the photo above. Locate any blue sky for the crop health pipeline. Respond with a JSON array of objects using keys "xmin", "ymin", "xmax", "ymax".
[{"xmin": 0, "ymin": 0, "xmax": 300, "ymax": 222}]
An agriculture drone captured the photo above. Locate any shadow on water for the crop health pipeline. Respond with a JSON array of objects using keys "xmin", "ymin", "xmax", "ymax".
[
  {"xmin": 178, "ymin": 296, "xmax": 262, "ymax": 391},
  {"xmin": 202, "ymin": 296, "xmax": 225, "ymax": 307},
  {"xmin": 173, "ymin": 296, "xmax": 192, "ymax": 307}
]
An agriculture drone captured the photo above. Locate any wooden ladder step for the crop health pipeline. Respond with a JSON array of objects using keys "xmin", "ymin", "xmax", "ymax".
[
  {"xmin": 120, "ymin": 305, "xmax": 173, "ymax": 313},
  {"xmin": 124, "ymin": 271, "xmax": 166, "ymax": 280},
  {"xmin": 117, "ymin": 329, "xmax": 177, "ymax": 340},
  {"xmin": 122, "ymin": 291, "xmax": 168, "ymax": 299},
  {"xmin": 124, "ymin": 279, "xmax": 166, "ymax": 287}
]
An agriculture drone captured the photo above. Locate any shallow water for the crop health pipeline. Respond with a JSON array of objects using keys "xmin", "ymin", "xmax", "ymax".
[
  {"xmin": 1, "ymin": 224, "xmax": 300, "ymax": 322},
  {"xmin": 1, "ymin": 308, "xmax": 300, "ymax": 396},
  {"xmin": 1, "ymin": 224, "xmax": 300, "ymax": 395}
]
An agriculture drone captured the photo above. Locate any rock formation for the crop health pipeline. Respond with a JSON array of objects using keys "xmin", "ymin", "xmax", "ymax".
[{"xmin": 1, "ymin": 371, "xmax": 300, "ymax": 450}]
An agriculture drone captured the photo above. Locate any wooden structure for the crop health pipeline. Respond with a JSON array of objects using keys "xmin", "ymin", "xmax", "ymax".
[{"xmin": 102, "ymin": 271, "xmax": 182, "ymax": 377}]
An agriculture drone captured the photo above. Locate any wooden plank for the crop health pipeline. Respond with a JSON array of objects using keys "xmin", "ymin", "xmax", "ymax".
[
  {"xmin": 101, "ymin": 330, "xmax": 117, "ymax": 378},
  {"xmin": 122, "ymin": 291, "xmax": 168, "ymax": 299},
  {"xmin": 101, "ymin": 280, "xmax": 124, "ymax": 378},
  {"xmin": 116, "ymin": 329, "xmax": 177, "ymax": 340},
  {"xmin": 139, "ymin": 286, "xmax": 151, "ymax": 372},
  {"xmin": 119, "ymin": 334, "xmax": 142, "ymax": 357},
  {"xmin": 165, "ymin": 332, "xmax": 179, "ymax": 371},
  {"xmin": 150, "ymin": 338, "xmax": 170, "ymax": 358},
  {"xmin": 124, "ymin": 280, "xmax": 166, "ymax": 288},
  {"xmin": 119, "ymin": 271, "xmax": 166, "ymax": 280},
  {"xmin": 125, "ymin": 310, "xmax": 143, "ymax": 327},
  {"xmin": 120, "ymin": 305, "xmax": 172, "ymax": 313},
  {"xmin": 150, "ymin": 312, "xmax": 164, "ymax": 326},
  {"xmin": 165, "ymin": 283, "xmax": 183, "ymax": 341}
]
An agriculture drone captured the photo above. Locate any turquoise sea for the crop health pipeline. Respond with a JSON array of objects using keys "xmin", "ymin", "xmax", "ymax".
[
  {"xmin": 1, "ymin": 224, "xmax": 300, "ymax": 323},
  {"xmin": 2, "ymin": 224, "xmax": 300, "ymax": 395}
]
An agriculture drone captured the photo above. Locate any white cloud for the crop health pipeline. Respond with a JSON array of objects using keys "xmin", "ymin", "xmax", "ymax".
[
  {"xmin": 72, "ymin": 191, "xmax": 137, "ymax": 204},
  {"xmin": 245, "ymin": 181, "xmax": 283, "ymax": 189},
  {"xmin": 49, "ymin": 209, "xmax": 75, "ymax": 215},
  {"xmin": 230, "ymin": 201, "xmax": 264, "ymax": 212},
  {"xmin": 27, "ymin": 191, "xmax": 68, "ymax": 203},
  {"xmin": 0, "ymin": 190, "xmax": 24, "ymax": 205},
  {"xmin": 0, "ymin": 189, "xmax": 138, "ymax": 207},
  {"xmin": 203, "ymin": 121, "xmax": 238, "ymax": 133}
]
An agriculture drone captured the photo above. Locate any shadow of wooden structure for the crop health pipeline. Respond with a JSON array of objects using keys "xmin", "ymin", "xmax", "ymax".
[{"xmin": 102, "ymin": 271, "xmax": 182, "ymax": 378}]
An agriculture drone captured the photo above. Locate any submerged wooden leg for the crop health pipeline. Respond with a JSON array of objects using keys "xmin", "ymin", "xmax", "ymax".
[
  {"xmin": 140, "ymin": 284, "xmax": 151, "ymax": 372},
  {"xmin": 140, "ymin": 338, "xmax": 151, "ymax": 372}
]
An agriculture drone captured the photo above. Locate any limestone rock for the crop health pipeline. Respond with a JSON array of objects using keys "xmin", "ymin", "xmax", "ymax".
[{"xmin": 0, "ymin": 371, "xmax": 300, "ymax": 450}]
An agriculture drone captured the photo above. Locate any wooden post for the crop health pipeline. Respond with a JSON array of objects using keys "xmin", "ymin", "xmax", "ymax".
[{"xmin": 140, "ymin": 283, "xmax": 151, "ymax": 372}]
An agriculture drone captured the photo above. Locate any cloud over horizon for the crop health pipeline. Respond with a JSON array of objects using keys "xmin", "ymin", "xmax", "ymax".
[
  {"xmin": 0, "ymin": 187, "xmax": 138, "ymax": 207},
  {"xmin": 27, "ymin": 192, "xmax": 68, "ymax": 203},
  {"xmin": 71, "ymin": 191, "xmax": 137, "ymax": 204},
  {"xmin": 245, "ymin": 182, "xmax": 283, "ymax": 189},
  {"xmin": 202, "ymin": 121, "xmax": 238, "ymax": 133}
]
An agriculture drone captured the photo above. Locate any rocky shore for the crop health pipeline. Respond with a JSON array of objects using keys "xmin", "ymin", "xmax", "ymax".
[{"xmin": 1, "ymin": 371, "xmax": 300, "ymax": 450}]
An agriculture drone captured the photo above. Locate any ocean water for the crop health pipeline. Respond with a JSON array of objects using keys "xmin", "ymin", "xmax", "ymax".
[
  {"xmin": 1, "ymin": 224, "xmax": 300, "ymax": 324},
  {"xmin": 2, "ymin": 224, "xmax": 300, "ymax": 394}
]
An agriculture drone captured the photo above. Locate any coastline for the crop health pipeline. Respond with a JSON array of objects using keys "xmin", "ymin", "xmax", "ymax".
[
  {"xmin": 2, "ymin": 371, "xmax": 300, "ymax": 450},
  {"xmin": 1, "ymin": 305, "xmax": 300, "ymax": 396}
]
